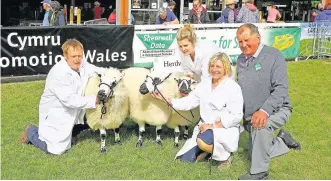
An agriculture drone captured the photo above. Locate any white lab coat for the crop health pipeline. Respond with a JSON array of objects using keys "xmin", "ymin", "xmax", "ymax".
[
  {"xmin": 179, "ymin": 40, "xmax": 221, "ymax": 82},
  {"xmin": 172, "ymin": 76, "xmax": 243, "ymax": 161},
  {"xmin": 38, "ymin": 59, "xmax": 106, "ymax": 155}
]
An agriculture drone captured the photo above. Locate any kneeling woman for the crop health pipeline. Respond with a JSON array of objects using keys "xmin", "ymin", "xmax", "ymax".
[{"xmin": 156, "ymin": 53, "xmax": 243, "ymax": 167}]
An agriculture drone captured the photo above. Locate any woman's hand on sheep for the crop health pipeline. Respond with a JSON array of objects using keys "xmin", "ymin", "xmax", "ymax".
[
  {"xmin": 150, "ymin": 92, "xmax": 161, "ymax": 100},
  {"xmin": 180, "ymin": 92, "xmax": 189, "ymax": 97},
  {"xmin": 185, "ymin": 73, "xmax": 194, "ymax": 78},
  {"xmin": 151, "ymin": 93, "xmax": 172, "ymax": 105},
  {"xmin": 199, "ymin": 123, "xmax": 213, "ymax": 133}
]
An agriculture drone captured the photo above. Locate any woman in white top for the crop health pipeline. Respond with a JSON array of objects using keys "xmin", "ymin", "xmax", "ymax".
[
  {"xmin": 155, "ymin": 53, "xmax": 243, "ymax": 167},
  {"xmin": 177, "ymin": 25, "xmax": 235, "ymax": 82},
  {"xmin": 177, "ymin": 25, "xmax": 221, "ymax": 82}
]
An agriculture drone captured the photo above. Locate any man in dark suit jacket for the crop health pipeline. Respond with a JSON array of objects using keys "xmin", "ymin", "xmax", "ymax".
[{"xmin": 236, "ymin": 24, "xmax": 301, "ymax": 180}]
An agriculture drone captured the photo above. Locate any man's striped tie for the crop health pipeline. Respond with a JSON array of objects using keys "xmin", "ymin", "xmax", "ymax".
[{"xmin": 245, "ymin": 56, "xmax": 254, "ymax": 67}]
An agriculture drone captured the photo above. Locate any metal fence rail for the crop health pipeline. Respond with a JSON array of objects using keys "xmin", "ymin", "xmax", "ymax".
[{"xmin": 304, "ymin": 21, "xmax": 331, "ymax": 60}]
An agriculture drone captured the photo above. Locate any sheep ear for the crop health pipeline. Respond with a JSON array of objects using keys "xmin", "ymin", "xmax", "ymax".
[
  {"xmin": 174, "ymin": 78, "xmax": 180, "ymax": 83},
  {"xmin": 192, "ymin": 80, "xmax": 197, "ymax": 84}
]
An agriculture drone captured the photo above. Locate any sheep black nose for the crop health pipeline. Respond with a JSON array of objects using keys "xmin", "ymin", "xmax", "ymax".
[
  {"xmin": 139, "ymin": 83, "xmax": 149, "ymax": 95},
  {"xmin": 179, "ymin": 84, "xmax": 189, "ymax": 94},
  {"xmin": 97, "ymin": 90, "xmax": 107, "ymax": 101}
]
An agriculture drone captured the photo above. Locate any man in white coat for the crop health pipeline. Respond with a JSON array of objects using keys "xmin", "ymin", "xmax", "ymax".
[{"xmin": 19, "ymin": 39, "xmax": 106, "ymax": 155}]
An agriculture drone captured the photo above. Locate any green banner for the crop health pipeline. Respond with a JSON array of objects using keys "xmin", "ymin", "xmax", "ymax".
[
  {"xmin": 264, "ymin": 28, "xmax": 301, "ymax": 59},
  {"xmin": 136, "ymin": 33, "xmax": 177, "ymax": 50}
]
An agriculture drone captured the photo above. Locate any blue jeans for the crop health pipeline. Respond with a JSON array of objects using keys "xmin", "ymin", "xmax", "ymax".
[
  {"xmin": 178, "ymin": 129, "xmax": 214, "ymax": 162},
  {"xmin": 27, "ymin": 125, "xmax": 48, "ymax": 153}
]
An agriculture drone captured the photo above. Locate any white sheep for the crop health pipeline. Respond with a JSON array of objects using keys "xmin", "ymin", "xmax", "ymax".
[
  {"xmin": 167, "ymin": 75, "xmax": 200, "ymax": 147},
  {"xmin": 84, "ymin": 67, "xmax": 128, "ymax": 153},
  {"xmin": 122, "ymin": 68, "xmax": 176, "ymax": 147},
  {"xmin": 139, "ymin": 70, "xmax": 202, "ymax": 147}
]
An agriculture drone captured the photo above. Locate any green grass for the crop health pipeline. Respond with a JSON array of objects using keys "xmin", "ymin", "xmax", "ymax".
[{"xmin": 1, "ymin": 60, "xmax": 331, "ymax": 179}]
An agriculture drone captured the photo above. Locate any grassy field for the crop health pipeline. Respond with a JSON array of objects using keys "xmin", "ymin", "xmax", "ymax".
[{"xmin": 1, "ymin": 60, "xmax": 331, "ymax": 179}]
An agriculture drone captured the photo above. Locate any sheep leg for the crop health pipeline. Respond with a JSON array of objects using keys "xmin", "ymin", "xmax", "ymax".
[
  {"xmin": 183, "ymin": 126, "xmax": 189, "ymax": 140},
  {"xmin": 174, "ymin": 126, "xmax": 180, "ymax": 147},
  {"xmin": 100, "ymin": 128, "xmax": 107, "ymax": 154},
  {"xmin": 136, "ymin": 124, "xmax": 145, "ymax": 147},
  {"xmin": 156, "ymin": 125, "xmax": 162, "ymax": 146},
  {"xmin": 114, "ymin": 128, "xmax": 121, "ymax": 145}
]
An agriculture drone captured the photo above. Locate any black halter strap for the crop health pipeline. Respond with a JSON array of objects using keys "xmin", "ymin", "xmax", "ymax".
[
  {"xmin": 98, "ymin": 77, "xmax": 123, "ymax": 119},
  {"xmin": 150, "ymin": 75, "xmax": 197, "ymax": 124}
]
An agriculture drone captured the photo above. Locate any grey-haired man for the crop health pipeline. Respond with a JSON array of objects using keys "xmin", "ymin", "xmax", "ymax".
[
  {"xmin": 155, "ymin": 7, "xmax": 179, "ymax": 25},
  {"xmin": 236, "ymin": 24, "xmax": 301, "ymax": 180}
]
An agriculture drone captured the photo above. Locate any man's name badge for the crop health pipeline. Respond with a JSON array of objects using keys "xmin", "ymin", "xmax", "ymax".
[{"xmin": 255, "ymin": 63, "xmax": 261, "ymax": 71}]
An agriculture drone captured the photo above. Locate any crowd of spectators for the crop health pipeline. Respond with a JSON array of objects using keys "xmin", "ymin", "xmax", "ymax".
[{"xmin": 2, "ymin": 0, "xmax": 331, "ymax": 27}]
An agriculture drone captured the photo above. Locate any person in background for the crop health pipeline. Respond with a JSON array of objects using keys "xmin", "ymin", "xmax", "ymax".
[
  {"xmin": 93, "ymin": 1, "xmax": 104, "ymax": 19},
  {"xmin": 188, "ymin": 0, "xmax": 210, "ymax": 24},
  {"xmin": 326, "ymin": 3, "xmax": 331, "ymax": 9},
  {"xmin": 103, "ymin": 5, "xmax": 113, "ymax": 19},
  {"xmin": 108, "ymin": 9, "xmax": 116, "ymax": 24},
  {"xmin": 19, "ymin": 39, "xmax": 107, "ymax": 155},
  {"xmin": 130, "ymin": 13, "xmax": 135, "ymax": 25},
  {"xmin": 217, "ymin": 0, "xmax": 236, "ymax": 23},
  {"xmin": 236, "ymin": 24, "xmax": 301, "ymax": 180},
  {"xmin": 315, "ymin": 7, "xmax": 331, "ymax": 21},
  {"xmin": 168, "ymin": 0, "xmax": 176, "ymax": 12},
  {"xmin": 267, "ymin": 4, "xmax": 281, "ymax": 23},
  {"xmin": 155, "ymin": 7, "xmax": 179, "ymax": 24},
  {"xmin": 49, "ymin": 1, "xmax": 65, "ymax": 26},
  {"xmin": 41, "ymin": 0, "xmax": 51, "ymax": 26},
  {"xmin": 168, "ymin": 0, "xmax": 179, "ymax": 18},
  {"xmin": 311, "ymin": 3, "xmax": 323, "ymax": 22},
  {"xmin": 236, "ymin": 0, "xmax": 259, "ymax": 23}
]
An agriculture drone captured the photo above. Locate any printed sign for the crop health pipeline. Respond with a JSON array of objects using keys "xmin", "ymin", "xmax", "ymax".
[
  {"xmin": 1, "ymin": 26, "xmax": 134, "ymax": 76},
  {"xmin": 133, "ymin": 27, "xmax": 301, "ymax": 72}
]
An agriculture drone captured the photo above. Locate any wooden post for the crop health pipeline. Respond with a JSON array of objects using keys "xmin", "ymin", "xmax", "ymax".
[
  {"xmin": 63, "ymin": 4, "xmax": 67, "ymax": 23},
  {"xmin": 119, "ymin": 0, "xmax": 129, "ymax": 25},
  {"xmin": 77, "ymin": 8, "xmax": 81, "ymax": 25},
  {"xmin": 70, "ymin": 6, "xmax": 74, "ymax": 24}
]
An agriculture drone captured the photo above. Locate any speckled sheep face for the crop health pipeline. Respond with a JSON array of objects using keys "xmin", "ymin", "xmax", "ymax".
[
  {"xmin": 175, "ymin": 76, "xmax": 198, "ymax": 94},
  {"xmin": 139, "ymin": 71, "xmax": 171, "ymax": 95},
  {"xmin": 98, "ymin": 69, "xmax": 123, "ymax": 99}
]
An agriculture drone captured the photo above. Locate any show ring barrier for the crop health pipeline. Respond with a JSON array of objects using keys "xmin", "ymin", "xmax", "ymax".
[{"xmin": 1, "ymin": 23, "xmax": 306, "ymax": 83}]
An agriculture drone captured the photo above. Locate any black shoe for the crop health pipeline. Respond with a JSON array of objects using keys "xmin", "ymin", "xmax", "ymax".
[
  {"xmin": 238, "ymin": 172, "xmax": 268, "ymax": 180},
  {"xmin": 277, "ymin": 129, "xmax": 301, "ymax": 150}
]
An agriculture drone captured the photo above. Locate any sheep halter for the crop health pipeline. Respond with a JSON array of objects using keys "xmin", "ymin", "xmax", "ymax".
[
  {"xmin": 100, "ymin": 102, "xmax": 107, "ymax": 119},
  {"xmin": 148, "ymin": 74, "xmax": 196, "ymax": 124},
  {"xmin": 98, "ymin": 76, "xmax": 123, "ymax": 120}
]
